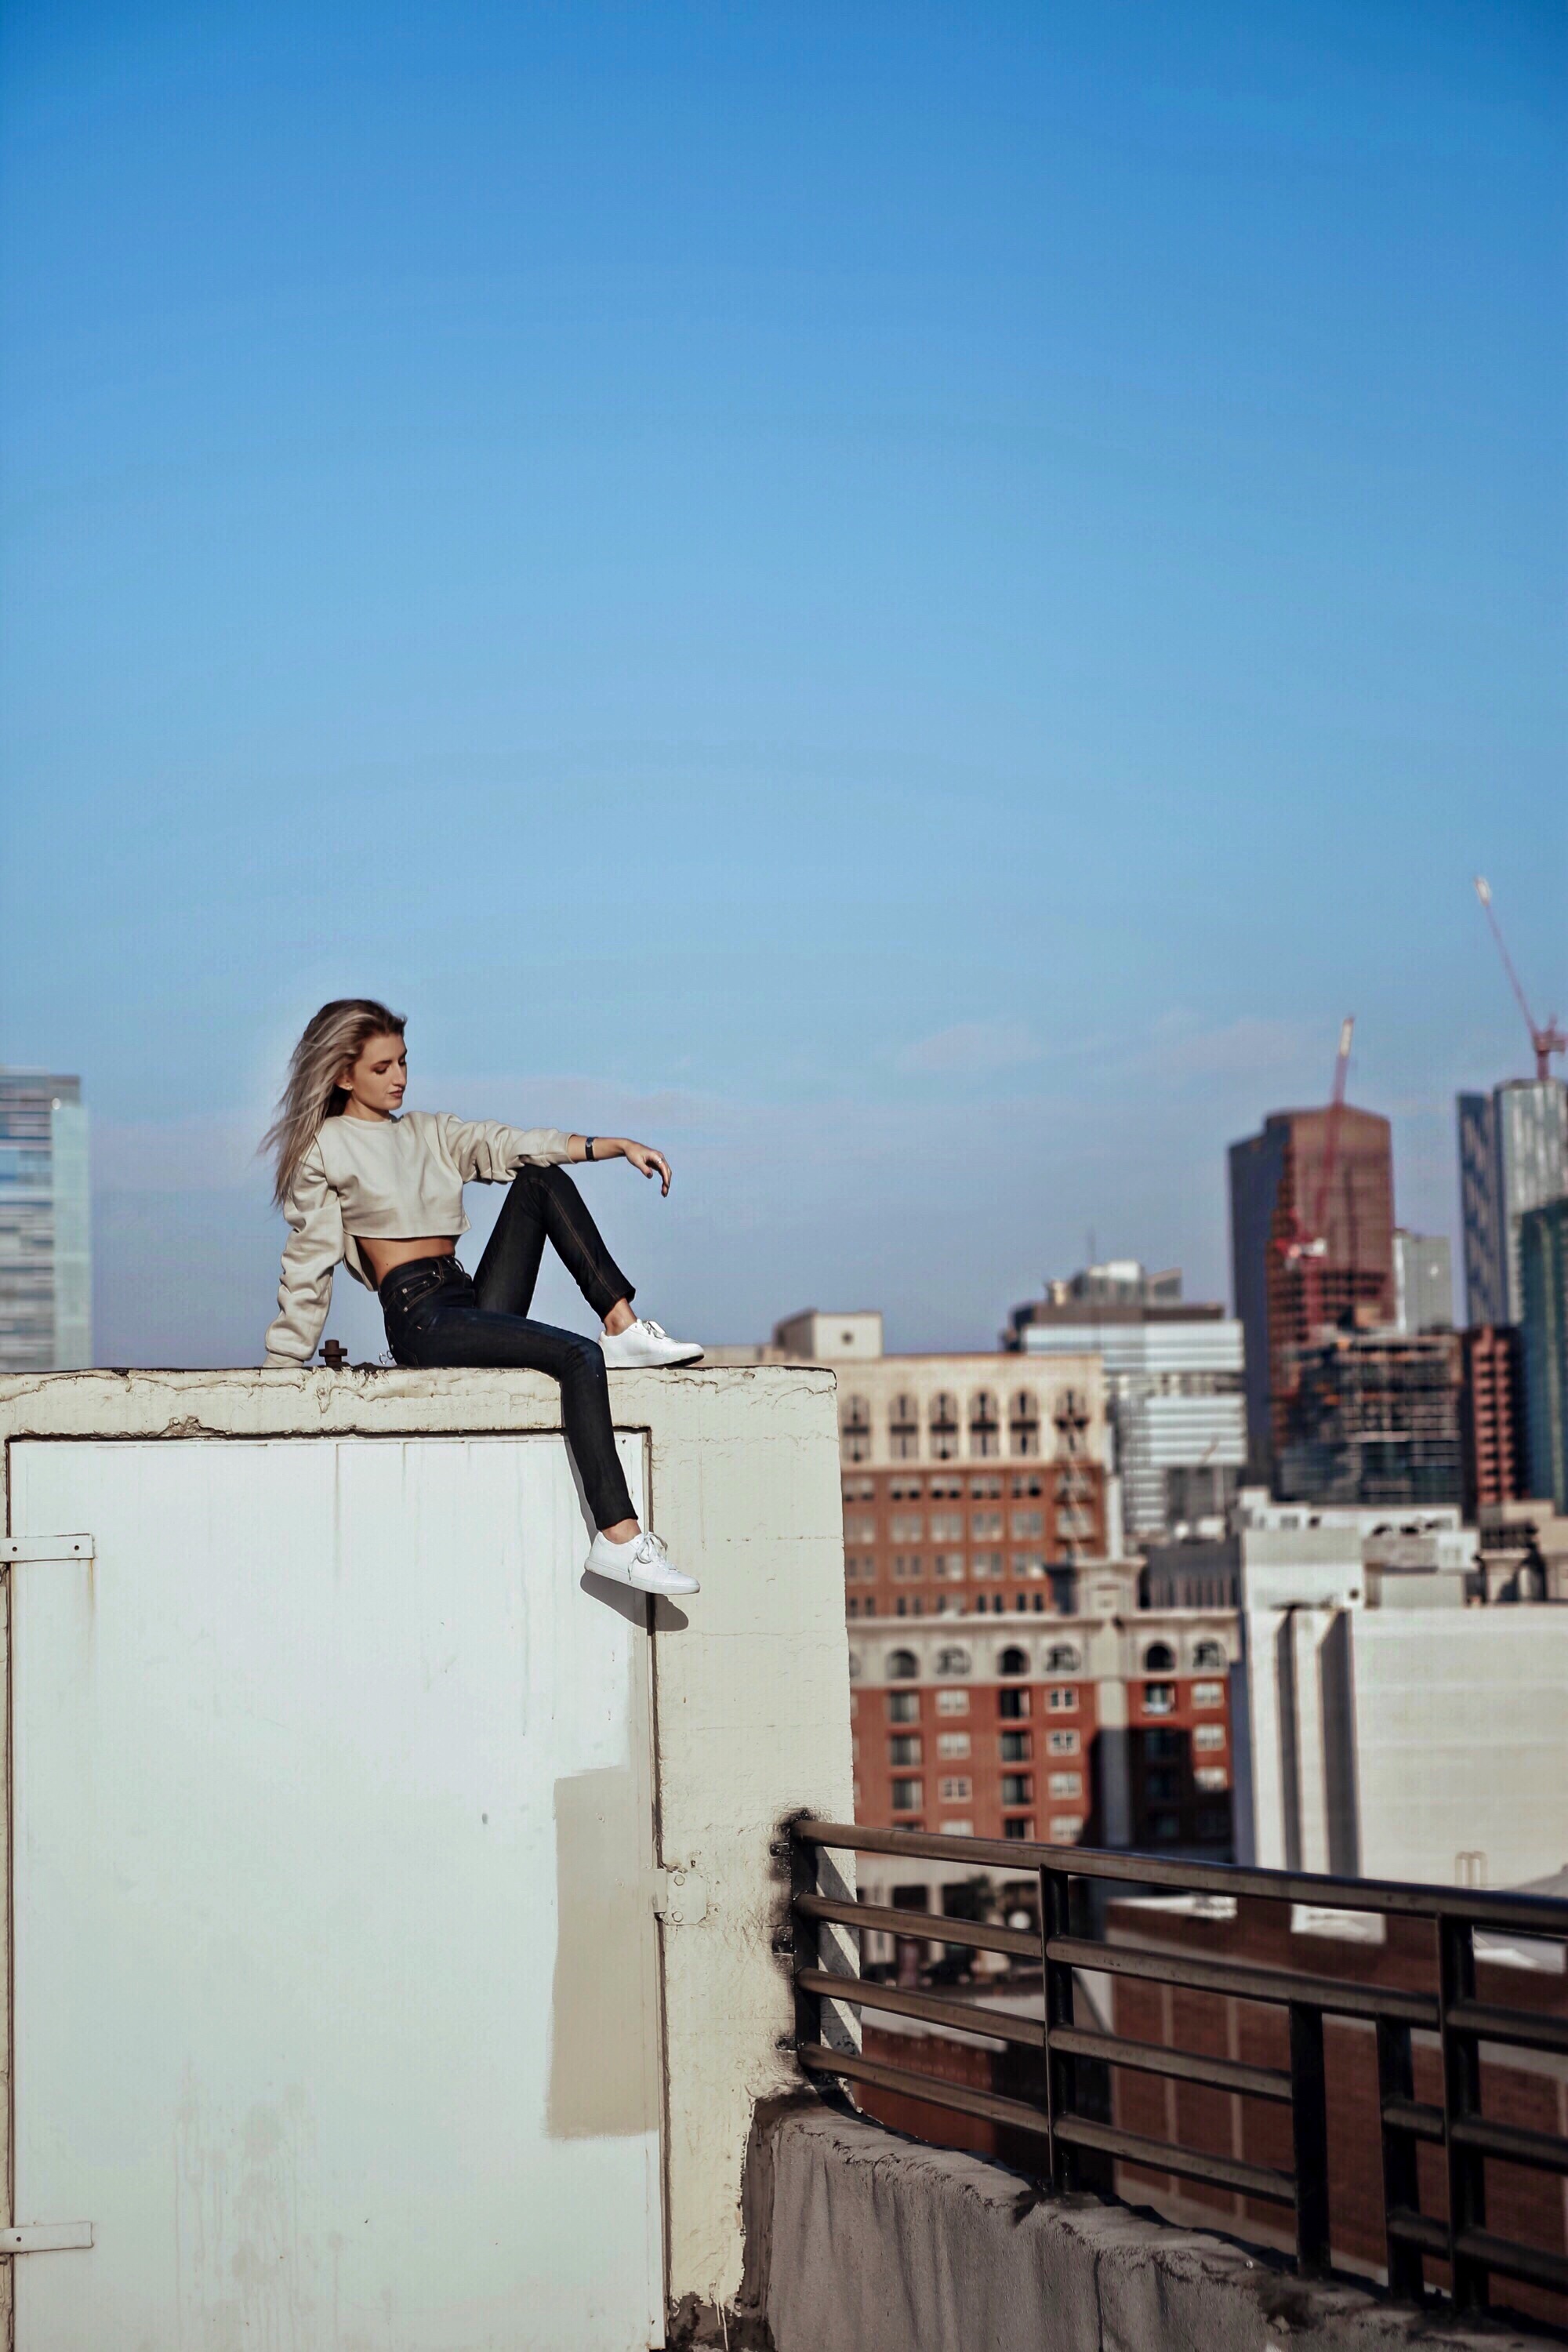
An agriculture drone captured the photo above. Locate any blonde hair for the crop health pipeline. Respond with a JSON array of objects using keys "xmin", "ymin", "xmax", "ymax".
[{"xmin": 263, "ymin": 998, "xmax": 405, "ymax": 1205}]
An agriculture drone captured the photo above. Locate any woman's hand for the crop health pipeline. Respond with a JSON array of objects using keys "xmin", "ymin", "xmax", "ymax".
[{"xmin": 621, "ymin": 1139, "xmax": 672, "ymax": 1196}]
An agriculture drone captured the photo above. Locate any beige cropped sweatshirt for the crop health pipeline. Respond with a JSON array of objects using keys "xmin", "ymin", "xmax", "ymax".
[{"xmin": 263, "ymin": 1110, "xmax": 572, "ymax": 1367}]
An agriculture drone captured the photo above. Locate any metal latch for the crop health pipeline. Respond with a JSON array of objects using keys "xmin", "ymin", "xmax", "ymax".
[
  {"xmin": 0, "ymin": 1537, "xmax": 94, "ymax": 1564},
  {"xmin": 0, "ymin": 2224, "xmax": 93, "ymax": 2253},
  {"xmin": 651, "ymin": 1867, "xmax": 708, "ymax": 1926}
]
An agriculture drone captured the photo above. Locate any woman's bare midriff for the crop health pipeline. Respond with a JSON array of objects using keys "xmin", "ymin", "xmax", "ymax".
[{"xmin": 358, "ymin": 1235, "xmax": 458, "ymax": 1286}]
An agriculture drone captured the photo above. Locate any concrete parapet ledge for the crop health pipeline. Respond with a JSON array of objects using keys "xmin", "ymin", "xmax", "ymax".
[{"xmin": 747, "ymin": 2107, "xmax": 1559, "ymax": 2352}]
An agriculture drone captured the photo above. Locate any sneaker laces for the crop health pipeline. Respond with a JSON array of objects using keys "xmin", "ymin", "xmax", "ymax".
[
  {"xmin": 639, "ymin": 1319, "xmax": 670, "ymax": 1340},
  {"xmin": 633, "ymin": 1533, "xmax": 666, "ymax": 1566}
]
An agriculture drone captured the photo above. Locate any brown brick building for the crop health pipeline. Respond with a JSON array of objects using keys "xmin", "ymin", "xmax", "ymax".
[{"xmin": 1461, "ymin": 1323, "xmax": 1526, "ymax": 1515}]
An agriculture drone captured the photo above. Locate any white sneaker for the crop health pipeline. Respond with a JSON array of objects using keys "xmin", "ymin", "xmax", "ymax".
[
  {"xmin": 585, "ymin": 1529, "xmax": 700, "ymax": 1597},
  {"xmin": 599, "ymin": 1317, "xmax": 703, "ymax": 1370}
]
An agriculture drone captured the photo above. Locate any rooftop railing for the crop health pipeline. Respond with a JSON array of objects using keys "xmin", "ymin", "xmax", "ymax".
[{"xmin": 783, "ymin": 1820, "xmax": 1568, "ymax": 2325}]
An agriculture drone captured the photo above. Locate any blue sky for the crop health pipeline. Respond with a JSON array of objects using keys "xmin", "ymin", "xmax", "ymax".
[{"xmin": 2, "ymin": 0, "xmax": 1563, "ymax": 1364}]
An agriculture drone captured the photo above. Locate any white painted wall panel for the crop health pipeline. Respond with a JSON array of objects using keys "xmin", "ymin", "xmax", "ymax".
[{"xmin": 10, "ymin": 1435, "xmax": 663, "ymax": 2352}]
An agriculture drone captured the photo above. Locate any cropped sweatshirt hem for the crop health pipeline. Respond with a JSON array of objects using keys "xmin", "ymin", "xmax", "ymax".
[{"xmin": 263, "ymin": 1109, "xmax": 572, "ymax": 1367}]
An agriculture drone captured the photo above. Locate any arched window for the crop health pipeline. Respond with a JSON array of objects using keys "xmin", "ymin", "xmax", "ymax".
[
  {"xmin": 930, "ymin": 1392, "xmax": 960, "ymax": 1462},
  {"xmin": 934, "ymin": 1644, "xmax": 971, "ymax": 1678},
  {"xmin": 840, "ymin": 1394, "xmax": 872, "ymax": 1465},
  {"xmin": 1053, "ymin": 1388, "xmax": 1091, "ymax": 1458},
  {"xmin": 1192, "ymin": 1639, "xmax": 1225, "ymax": 1670},
  {"xmin": 997, "ymin": 1646, "xmax": 1029, "ymax": 1678},
  {"xmin": 887, "ymin": 1649, "xmax": 920, "ymax": 1682},
  {"xmin": 848, "ymin": 1651, "xmax": 862, "ymax": 1681},
  {"xmin": 1009, "ymin": 1388, "xmax": 1040, "ymax": 1457},
  {"xmin": 1144, "ymin": 1641, "xmax": 1176, "ymax": 1673},
  {"xmin": 889, "ymin": 1392, "xmax": 920, "ymax": 1462},
  {"xmin": 968, "ymin": 1389, "xmax": 1000, "ymax": 1460},
  {"xmin": 1045, "ymin": 1642, "xmax": 1081, "ymax": 1675}
]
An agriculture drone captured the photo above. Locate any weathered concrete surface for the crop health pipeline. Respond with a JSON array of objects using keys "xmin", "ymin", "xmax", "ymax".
[
  {"xmin": 755, "ymin": 2107, "xmax": 1561, "ymax": 2352},
  {"xmin": 0, "ymin": 1365, "xmax": 854, "ymax": 2333}
]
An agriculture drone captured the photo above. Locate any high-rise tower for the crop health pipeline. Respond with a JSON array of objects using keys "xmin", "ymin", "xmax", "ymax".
[
  {"xmin": 0, "ymin": 1069, "xmax": 92, "ymax": 1371},
  {"xmin": 1457, "ymin": 1079, "xmax": 1568, "ymax": 1328},
  {"xmin": 1229, "ymin": 1105, "xmax": 1394, "ymax": 1479}
]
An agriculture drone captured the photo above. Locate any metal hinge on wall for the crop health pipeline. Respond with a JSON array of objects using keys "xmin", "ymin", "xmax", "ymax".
[
  {"xmin": 650, "ymin": 1866, "xmax": 708, "ymax": 1926},
  {"xmin": 0, "ymin": 1536, "xmax": 95, "ymax": 1565},
  {"xmin": 0, "ymin": 2225, "xmax": 93, "ymax": 2253}
]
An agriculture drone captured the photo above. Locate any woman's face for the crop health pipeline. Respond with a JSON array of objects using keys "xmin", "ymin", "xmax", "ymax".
[{"xmin": 340, "ymin": 1031, "xmax": 408, "ymax": 1117}]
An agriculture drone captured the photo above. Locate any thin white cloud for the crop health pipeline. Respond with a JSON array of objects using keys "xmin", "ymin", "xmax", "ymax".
[{"xmin": 896, "ymin": 1021, "xmax": 1040, "ymax": 1076}]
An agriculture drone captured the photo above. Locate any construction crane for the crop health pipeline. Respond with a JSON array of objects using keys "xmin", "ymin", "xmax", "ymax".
[
  {"xmin": 1276, "ymin": 1016, "xmax": 1355, "ymax": 1335},
  {"xmin": 1474, "ymin": 876, "xmax": 1566, "ymax": 1082}
]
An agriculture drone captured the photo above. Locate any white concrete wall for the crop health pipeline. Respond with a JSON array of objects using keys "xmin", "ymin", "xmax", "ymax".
[{"xmin": 0, "ymin": 1363, "xmax": 851, "ymax": 2342}]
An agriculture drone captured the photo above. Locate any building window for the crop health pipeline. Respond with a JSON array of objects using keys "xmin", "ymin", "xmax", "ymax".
[
  {"xmin": 932, "ymin": 1551, "xmax": 966, "ymax": 1580},
  {"xmin": 1192, "ymin": 1723, "xmax": 1225, "ymax": 1752},
  {"xmin": 929, "ymin": 1511, "xmax": 963, "ymax": 1541},
  {"xmin": 1047, "ymin": 1687, "xmax": 1078, "ymax": 1713},
  {"xmin": 887, "ymin": 1691, "xmax": 920, "ymax": 1724},
  {"xmin": 968, "ymin": 1390, "xmax": 1000, "ymax": 1459},
  {"xmin": 1192, "ymin": 1639, "xmax": 1226, "ymax": 1670},
  {"xmin": 890, "ymin": 1395, "xmax": 921, "ymax": 1461},
  {"xmin": 1012, "ymin": 1553, "xmax": 1047, "ymax": 1581},
  {"xmin": 889, "ymin": 1736, "xmax": 922, "ymax": 1766},
  {"xmin": 890, "ymin": 1476, "xmax": 924, "ymax": 1501},
  {"xmin": 938, "ymin": 1777, "xmax": 973, "ymax": 1803},
  {"xmin": 1145, "ymin": 1767, "xmax": 1179, "ymax": 1802},
  {"xmin": 934, "ymin": 1645, "xmax": 972, "ymax": 1678},
  {"xmin": 930, "ymin": 1392, "xmax": 960, "ymax": 1461},
  {"xmin": 1144, "ymin": 1728, "xmax": 1180, "ymax": 1760},
  {"xmin": 1047, "ymin": 1816, "xmax": 1081, "ymax": 1843},
  {"xmin": 1044, "ymin": 1642, "xmax": 1081, "ymax": 1675},
  {"xmin": 1047, "ymin": 1771, "xmax": 1082, "ymax": 1798},
  {"xmin": 1194, "ymin": 1766, "xmax": 1229, "ymax": 1791},
  {"xmin": 887, "ymin": 1649, "xmax": 920, "ymax": 1682},
  {"xmin": 1004, "ymin": 1817, "xmax": 1034, "ymax": 1840},
  {"xmin": 1011, "ymin": 1472, "xmax": 1044, "ymax": 1500},
  {"xmin": 848, "ymin": 1652, "xmax": 862, "ymax": 1680},
  {"xmin": 1046, "ymin": 1729, "xmax": 1079, "ymax": 1756},
  {"xmin": 1144, "ymin": 1641, "xmax": 1176, "ymax": 1674},
  {"xmin": 840, "ymin": 1396, "xmax": 872, "ymax": 1464},
  {"xmin": 935, "ymin": 1689, "xmax": 971, "ymax": 1716},
  {"xmin": 890, "ymin": 1512, "xmax": 924, "ymax": 1542},
  {"xmin": 968, "ymin": 1474, "xmax": 1003, "ymax": 1500},
  {"xmin": 1009, "ymin": 1389, "xmax": 1040, "ymax": 1457},
  {"xmin": 971, "ymin": 1508, "xmax": 1004, "ymax": 1541},
  {"xmin": 892, "ymin": 1554, "xmax": 925, "ymax": 1581},
  {"xmin": 997, "ymin": 1645, "xmax": 1029, "ymax": 1678},
  {"xmin": 891, "ymin": 1779, "xmax": 923, "ymax": 1812},
  {"xmin": 940, "ymin": 1819, "xmax": 975, "ymax": 1837},
  {"xmin": 1192, "ymin": 1681, "xmax": 1225, "ymax": 1708},
  {"xmin": 1011, "ymin": 1508, "xmax": 1044, "ymax": 1541},
  {"xmin": 1001, "ymin": 1774, "xmax": 1033, "ymax": 1806},
  {"xmin": 972, "ymin": 1552, "xmax": 1004, "ymax": 1580},
  {"xmin": 998, "ymin": 1688, "xmax": 1030, "ymax": 1720},
  {"xmin": 1000, "ymin": 1730, "xmax": 1031, "ymax": 1762},
  {"xmin": 1143, "ymin": 1683, "xmax": 1176, "ymax": 1716},
  {"xmin": 1053, "ymin": 1389, "xmax": 1091, "ymax": 1457},
  {"xmin": 844, "ymin": 1515, "xmax": 877, "ymax": 1544},
  {"xmin": 937, "ymin": 1731, "xmax": 971, "ymax": 1759}
]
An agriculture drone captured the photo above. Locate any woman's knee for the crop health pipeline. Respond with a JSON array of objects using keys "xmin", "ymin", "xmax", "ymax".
[{"xmin": 557, "ymin": 1332, "xmax": 608, "ymax": 1390}]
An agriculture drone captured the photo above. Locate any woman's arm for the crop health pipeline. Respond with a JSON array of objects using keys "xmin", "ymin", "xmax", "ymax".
[
  {"xmin": 263, "ymin": 1143, "xmax": 346, "ymax": 1366},
  {"xmin": 568, "ymin": 1135, "xmax": 673, "ymax": 1196}
]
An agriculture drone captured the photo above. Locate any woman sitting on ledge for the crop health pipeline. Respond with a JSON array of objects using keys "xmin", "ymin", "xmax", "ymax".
[{"xmin": 263, "ymin": 996, "xmax": 701, "ymax": 1599}]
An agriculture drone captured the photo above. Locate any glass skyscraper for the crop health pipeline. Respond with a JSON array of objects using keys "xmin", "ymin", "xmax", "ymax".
[
  {"xmin": 1457, "ymin": 1079, "xmax": 1568, "ymax": 1330},
  {"xmin": 0, "ymin": 1069, "xmax": 92, "ymax": 1371}
]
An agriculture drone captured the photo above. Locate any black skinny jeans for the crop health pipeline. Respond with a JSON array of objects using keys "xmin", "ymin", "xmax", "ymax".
[{"xmin": 379, "ymin": 1164, "xmax": 637, "ymax": 1530}]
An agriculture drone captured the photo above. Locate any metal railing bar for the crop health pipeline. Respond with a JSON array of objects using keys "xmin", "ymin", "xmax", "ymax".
[
  {"xmin": 1385, "ymin": 2207, "xmax": 1449, "ymax": 2256},
  {"xmin": 1453, "ymin": 2228, "xmax": 1568, "ymax": 2298},
  {"xmin": 1049, "ymin": 2022, "xmax": 1292, "ymax": 2103},
  {"xmin": 793, "ymin": 1967, "xmax": 1044, "ymax": 2050},
  {"xmin": 1053, "ymin": 2114, "xmax": 1296, "ymax": 2206},
  {"xmin": 1046, "ymin": 1936, "xmax": 1438, "ymax": 2025},
  {"xmin": 1450, "ymin": 2114, "xmax": 1568, "ymax": 2177},
  {"xmin": 796, "ymin": 2041, "xmax": 1051, "ymax": 2140},
  {"xmin": 1378, "ymin": 2096, "xmax": 1443, "ymax": 2145},
  {"xmin": 1443, "ymin": 2001, "xmax": 1568, "ymax": 2056},
  {"xmin": 793, "ymin": 1821, "xmax": 1568, "ymax": 1937},
  {"xmin": 795, "ymin": 1889, "xmax": 1038, "ymax": 1960}
]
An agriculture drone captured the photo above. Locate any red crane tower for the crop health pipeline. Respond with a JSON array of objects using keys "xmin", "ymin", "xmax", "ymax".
[
  {"xmin": 1475, "ymin": 877, "xmax": 1566, "ymax": 1082},
  {"xmin": 1275, "ymin": 1016, "xmax": 1355, "ymax": 1338}
]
